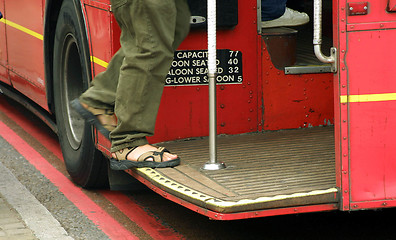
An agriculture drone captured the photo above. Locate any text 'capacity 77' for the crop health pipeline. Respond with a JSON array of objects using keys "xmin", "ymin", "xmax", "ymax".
[{"xmin": 166, "ymin": 49, "xmax": 243, "ymax": 86}]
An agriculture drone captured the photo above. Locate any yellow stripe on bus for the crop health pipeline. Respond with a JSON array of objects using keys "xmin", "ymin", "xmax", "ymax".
[
  {"xmin": 1, "ymin": 18, "xmax": 108, "ymax": 69},
  {"xmin": 90, "ymin": 56, "xmax": 109, "ymax": 68},
  {"xmin": 0, "ymin": 18, "xmax": 43, "ymax": 40},
  {"xmin": 340, "ymin": 93, "xmax": 396, "ymax": 103}
]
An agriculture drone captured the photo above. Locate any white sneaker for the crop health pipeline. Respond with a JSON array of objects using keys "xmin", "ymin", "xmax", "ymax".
[{"xmin": 262, "ymin": 8, "xmax": 310, "ymax": 28}]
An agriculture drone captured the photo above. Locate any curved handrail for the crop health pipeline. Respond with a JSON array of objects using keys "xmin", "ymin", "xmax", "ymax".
[{"xmin": 313, "ymin": 0, "xmax": 337, "ymax": 69}]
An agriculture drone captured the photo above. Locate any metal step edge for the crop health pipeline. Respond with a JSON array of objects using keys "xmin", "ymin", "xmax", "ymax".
[{"xmin": 129, "ymin": 167, "xmax": 338, "ymax": 214}]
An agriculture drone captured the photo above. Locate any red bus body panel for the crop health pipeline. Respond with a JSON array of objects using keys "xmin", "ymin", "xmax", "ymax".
[
  {"xmin": 4, "ymin": 0, "xmax": 47, "ymax": 110},
  {"xmin": 389, "ymin": 0, "xmax": 396, "ymax": 11},
  {"xmin": 338, "ymin": 0, "xmax": 396, "ymax": 210},
  {"xmin": 0, "ymin": 0, "xmax": 9, "ymax": 84}
]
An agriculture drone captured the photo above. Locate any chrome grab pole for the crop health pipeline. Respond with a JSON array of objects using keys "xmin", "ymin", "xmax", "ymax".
[
  {"xmin": 202, "ymin": 0, "xmax": 226, "ymax": 170},
  {"xmin": 313, "ymin": 0, "xmax": 337, "ymax": 71}
]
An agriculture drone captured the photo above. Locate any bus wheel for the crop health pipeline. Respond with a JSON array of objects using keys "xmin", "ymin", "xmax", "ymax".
[{"xmin": 53, "ymin": 0, "xmax": 108, "ymax": 188}]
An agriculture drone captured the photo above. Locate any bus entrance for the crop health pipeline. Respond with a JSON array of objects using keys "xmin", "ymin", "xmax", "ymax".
[
  {"xmin": 117, "ymin": 0, "xmax": 396, "ymax": 219},
  {"xmin": 100, "ymin": 0, "xmax": 340, "ymax": 220}
]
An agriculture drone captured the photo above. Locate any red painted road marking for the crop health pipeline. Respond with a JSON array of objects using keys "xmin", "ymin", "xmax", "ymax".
[
  {"xmin": 0, "ymin": 120, "xmax": 139, "ymax": 240},
  {"xmin": 101, "ymin": 190, "xmax": 183, "ymax": 240},
  {"xmin": 0, "ymin": 97, "xmax": 183, "ymax": 239},
  {"xmin": 0, "ymin": 98, "xmax": 61, "ymax": 159}
]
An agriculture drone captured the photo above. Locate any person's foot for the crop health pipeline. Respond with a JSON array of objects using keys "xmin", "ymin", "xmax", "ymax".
[
  {"xmin": 70, "ymin": 98, "xmax": 117, "ymax": 138},
  {"xmin": 79, "ymin": 102, "xmax": 117, "ymax": 132},
  {"xmin": 112, "ymin": 145, "xmax": 178, "ymax": 162},
  {"xmin": 262, "ymin": 8, "xmax": 309, "ymax": 28},
  {"xmin": 110, "ymin": 145, "xmax": 180, "ymax": 170}
]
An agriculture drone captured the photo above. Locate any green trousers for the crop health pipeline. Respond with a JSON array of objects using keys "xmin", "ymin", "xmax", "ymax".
[{"xmin": 80, "ymin": 0, "xmax": 191, "ymax": 152}]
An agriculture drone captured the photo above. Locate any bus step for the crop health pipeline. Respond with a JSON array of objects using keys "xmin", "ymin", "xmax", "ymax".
[
  {"xmin": 127, "ymin": 126, "xmax": 338, "ymax": 214},
  {"xmin": 285, "ymin": 64, "xmax": 333, "ymax": 74}
]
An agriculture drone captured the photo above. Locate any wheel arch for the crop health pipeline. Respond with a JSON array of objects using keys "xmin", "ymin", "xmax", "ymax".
[
  {"xmin": 44, "ymin": 0, "xmax": 92, "ymax": 116},
  {"xmin": 46, "ymin": 0, "xmax": 109, "ymax": 188}
]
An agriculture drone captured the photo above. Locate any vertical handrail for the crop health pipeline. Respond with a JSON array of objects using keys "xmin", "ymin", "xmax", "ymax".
[
  {"xmin": 202, "ymin": 0, "xmax": 226, "ymax": 170},
  {"xmin": 313, "ymin": 0, "xmax": 337, "ymax": 71}
]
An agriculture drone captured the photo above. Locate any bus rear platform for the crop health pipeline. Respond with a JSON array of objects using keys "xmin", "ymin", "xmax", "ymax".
[{"xmin": 124, "ymin": 126, "xmax": 338, "ymax": 220}]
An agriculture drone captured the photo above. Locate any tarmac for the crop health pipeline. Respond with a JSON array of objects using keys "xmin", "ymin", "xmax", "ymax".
[{"xmin": 0, "ymin": 161, "xmax": 73, "ymax": 240}]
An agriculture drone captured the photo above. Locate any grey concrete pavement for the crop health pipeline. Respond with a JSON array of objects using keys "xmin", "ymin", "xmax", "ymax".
[
  {"xmin": 0, "ymin": 195, "xmax": 37, "ymax": 240},
  {"xmin": 0, "ymin": 161, "xmax": 73, "ymax": 240}
]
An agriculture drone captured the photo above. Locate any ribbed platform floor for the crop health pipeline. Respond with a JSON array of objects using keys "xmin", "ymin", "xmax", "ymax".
[{"xmin": 132, "ymin": 127, "xmax": 337, "ymax": 213}]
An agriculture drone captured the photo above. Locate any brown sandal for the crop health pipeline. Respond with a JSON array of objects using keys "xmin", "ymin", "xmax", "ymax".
[
  {"xmin": 71, "ymin": 99, "xmax": 116, "ymax": 138},
  {"xmin": 110, "ymin": 146, "xmax": 180, "ymax": 170}
]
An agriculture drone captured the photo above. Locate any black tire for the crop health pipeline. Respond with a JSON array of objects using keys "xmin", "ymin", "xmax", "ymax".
[{"xmin": 53, "ymin": 0, "xmax": 108, "ymax": 188}]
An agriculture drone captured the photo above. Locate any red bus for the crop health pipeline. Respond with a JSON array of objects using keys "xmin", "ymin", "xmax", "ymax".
[{"xmin": 1, "ymin": 0, "xmax": 396, "ymax": 220}]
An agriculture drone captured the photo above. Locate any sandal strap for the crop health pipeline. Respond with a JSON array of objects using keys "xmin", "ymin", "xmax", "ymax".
[
  {"xmin": 100, "ymin": 117, "xmax": 117, "ymax": 131},
  {"xmin": 114, "ymin": 146, "xmax": 170, "ymax": 162},
  {"xmin": 113, "ymin": 147, "xmax": 137, "ymax": 161},
  {"xmin": 85, "ymin": 106, "xmax": 117, "ymax": 131},
  {"xmin": 137, "ymin": 147, "xmax": 169, "ymax": 163}
]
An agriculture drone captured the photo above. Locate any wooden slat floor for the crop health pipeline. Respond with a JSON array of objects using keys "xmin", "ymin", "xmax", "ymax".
[{"xmin": 151, "ymin": 127, "xmax": 337, "ymax": 212}]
